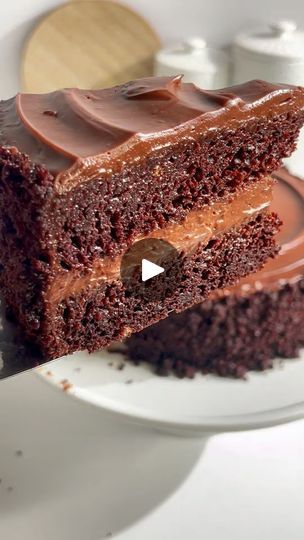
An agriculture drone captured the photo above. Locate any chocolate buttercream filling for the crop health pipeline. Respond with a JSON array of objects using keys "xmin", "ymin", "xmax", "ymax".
[{"xmin": 46, "ymin": 177, "xmax": 274, "ymax": 303}]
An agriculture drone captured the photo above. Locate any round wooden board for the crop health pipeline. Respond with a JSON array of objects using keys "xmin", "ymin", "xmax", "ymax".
[{"xmin": 22, "ymin": 0, "xmax": 161, "ymax": 93}]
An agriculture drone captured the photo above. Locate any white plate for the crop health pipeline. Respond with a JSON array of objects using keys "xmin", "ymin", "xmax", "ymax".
[{"xmin": 35, "ymin": 348, "xmax": 304, "ymax": 436}]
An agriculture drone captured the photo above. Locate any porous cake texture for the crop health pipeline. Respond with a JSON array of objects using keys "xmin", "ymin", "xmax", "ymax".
[{"xmin": 0, "ymin": 77, "xmax": 304, "ymax": 359}]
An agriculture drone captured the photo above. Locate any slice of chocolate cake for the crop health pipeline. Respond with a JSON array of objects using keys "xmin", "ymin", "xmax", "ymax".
[
  {"xmin": 0, "ymin": 77, "xmax": 304, "ymax": 360},
  {"xmin": 125, "ymin": 169, "xmax": 304, "ymax": 378}
]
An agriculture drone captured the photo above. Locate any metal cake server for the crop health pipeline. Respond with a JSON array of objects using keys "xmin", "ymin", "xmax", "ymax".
[{"xmin": 0, "ymin": 299, "xmax": 47, "ymax": 380}]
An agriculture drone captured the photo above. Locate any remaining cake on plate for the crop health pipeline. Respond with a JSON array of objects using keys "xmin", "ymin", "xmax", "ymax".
[
  {"xmin": 125, "ymin": 169, "xmax": 304, "ymax": 378},
  {"xmin": 0, "ymin": 76, "xmax": 304, "ymax": 360}
]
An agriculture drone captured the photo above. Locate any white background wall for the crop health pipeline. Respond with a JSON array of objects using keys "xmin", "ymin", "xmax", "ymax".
[{"xmin": 1, "ymin": 0, "xmax": 304, "ymax": 98}]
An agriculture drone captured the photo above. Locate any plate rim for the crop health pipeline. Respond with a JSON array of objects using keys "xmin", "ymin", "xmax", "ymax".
[{"xmin": 35, "ymin": 361, "xmax": 304, "ymax": 436}]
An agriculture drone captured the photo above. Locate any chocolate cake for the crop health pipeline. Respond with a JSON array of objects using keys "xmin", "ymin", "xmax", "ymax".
[
  {"xmin": 0, "ymin": 76, "xmax": 304, "ymax": 360},
  {"xmin": 125, "ymin": 169, "xmax": 304, "ymax": 378}
]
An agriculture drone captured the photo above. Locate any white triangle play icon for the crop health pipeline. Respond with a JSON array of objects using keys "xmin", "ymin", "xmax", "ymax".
[{"xmin": 141, "ymin": 258, "xmax": 164, "ymax": 282}]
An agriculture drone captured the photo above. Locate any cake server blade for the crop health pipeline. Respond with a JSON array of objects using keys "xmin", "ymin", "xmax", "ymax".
[{"xmin": 0, "ymin": 299, "xmax": 47, "ymax": 380}]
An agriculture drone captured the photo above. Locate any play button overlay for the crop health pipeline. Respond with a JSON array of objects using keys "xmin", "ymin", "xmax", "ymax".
[
  {"xmin": 141, "ymin": 259, "xmax": 164, "ymax": 282},
  {"xmin": 120, "ymin": 237, "xmax": 181, "ymax": 302}
]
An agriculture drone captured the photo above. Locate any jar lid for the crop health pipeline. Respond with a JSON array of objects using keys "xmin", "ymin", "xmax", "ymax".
[
  {"xmin": 156, "ymin": 37, "xmax": 227, "ymax": 74},
  {"xmin": 234, "ymin": 21, "xmax": 304, "ymax": 61}
]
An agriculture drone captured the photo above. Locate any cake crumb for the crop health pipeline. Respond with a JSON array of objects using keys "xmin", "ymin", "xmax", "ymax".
[
  {"xmin": 107, "ymin": 362, "xmax": 113, "ymax": 367},
  {"xmin": 46, "ymin": 370, "xmax": 53, "ymax": 377},
  {"xmin": 117, "ymin": 362, "xmax": 125, "ymax": 371},
  {"xmin": 125, "ymin": 379, "xmax": 133, "ymax": 384},
  {"xmin": 15, "ymin": 450, "xmax": 23, "ymax": 457},
  {"xmin": 7, "ymin": 486, "xmax": 13, "ymax": 492},
  {"xmin": 73, "ymin": 367, "xmax": 81, "ymax": 373},
  {"xmin": 104, "ymin": 533, "xmax": 112, "ymax": 538},
  {"xmin": 60, "ymin": 379, "xmax": 73, "ymax": 392}
]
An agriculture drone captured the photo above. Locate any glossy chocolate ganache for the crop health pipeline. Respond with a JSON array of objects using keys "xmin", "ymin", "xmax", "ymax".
[{"xmin": 1, "ymin": 77, "xmax": 304, "ymax": 192}]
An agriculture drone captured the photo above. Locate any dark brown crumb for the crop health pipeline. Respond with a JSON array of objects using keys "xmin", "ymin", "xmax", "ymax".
[
  {"xmin": 125, "ymin": 379, "xmax": 133, "ymax": 384},
  {"xmin": 15, "ymin": 450, "xmax": 23, "ymax": 457},
  {"xmin": 6, "ymin": 486, "xmax": 13, "ymax": 492},
  {"xmin": 46, "ymin": 370, "xmax": 53, "ymax": 377},
  {"xmin": 104, "ymin": 534, "xmax": 112, "ymax": 538},
  {"xmin": 107, "ymin": 362, "xmax": 113, "ymax": 367},
  {"xmin": 117, "ymin": 362, "xmax": 125, "ymax": 371}
]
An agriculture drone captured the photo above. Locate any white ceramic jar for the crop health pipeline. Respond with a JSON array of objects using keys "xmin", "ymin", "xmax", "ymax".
[
  {"xmin": 233, "ymin": 21, "xmax": 304, "ymax": 85},
  {"xmin": 232, "ymin": 21, "xmax": 304, "ymax": 177},
  {"xmin": 154, "ymin": 37, "xmax": 229, "ymax": 89}
]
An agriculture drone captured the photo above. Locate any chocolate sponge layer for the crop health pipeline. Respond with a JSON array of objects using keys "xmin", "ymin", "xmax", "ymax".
[
  {"xmin": 3, "ymin": 211, "xmax": 280, "ymax": 360},
  {"xmin": 0, "ymin": 109, "xmax": 301, "ymax": 271},
  {"xmin": 125, "ymin": 279, "xmax": 304, "ymax": 379}
]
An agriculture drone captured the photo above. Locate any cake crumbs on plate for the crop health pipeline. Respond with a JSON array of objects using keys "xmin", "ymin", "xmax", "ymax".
[
  {"xmin": 117, "ymin": 362, "xmax": 125, "ymax": 371},
  {"xmin": 15, "ymin": 450, "xmax": 23, "ymax": 457},
  {"xmin": 125, "ymin": 379, "xmax": 133, "ymax": 384},
  {"xmin": 60, "ymin": 379, "xmax": 73, "ymax": 392}
]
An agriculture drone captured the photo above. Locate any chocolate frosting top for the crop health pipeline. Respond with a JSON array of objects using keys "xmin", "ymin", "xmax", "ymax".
[{"xmin": 1, "ymin": 76, "xmax": 304, "ymax": 192}]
